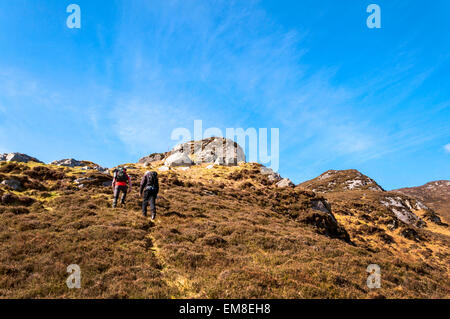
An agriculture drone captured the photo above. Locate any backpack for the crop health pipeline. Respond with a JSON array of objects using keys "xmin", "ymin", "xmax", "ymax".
[
  {"xmin": 144, "ymin": 171, "xmax": 158, "ymax": 193},
  {"xmin": 115, "ymin": 168, "xmax": 128, "ymax": 182}
]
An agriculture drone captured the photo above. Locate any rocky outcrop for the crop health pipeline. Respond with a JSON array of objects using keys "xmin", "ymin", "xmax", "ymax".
[
  {"xmin": 138, "ymin": 137, "xmax": 246, "ymax": 167},
  {"xmin": 299, "ymin": 169, "xmax": 384, "ymax": 193},
  {"xmin": 380, "ymin": 196, "xmax": 425, "ymax": 227},
  {"xmin": 260, "ymin": 167, "xmax": 282, "ymax": 182},
  {"xmin": 0, "ymin": 153, "xmax": 43, "ymax": 164},
  {"xmin": 51, "ymin": 158, "xmax": 83, "ymax": 167},
  {"xmin": 164, "ymin": 152, "xmax": 194, "ymax": 167},
  {"xmin": 311, "ymin": 199, "xmax": 332, "ymax": 214},
  {"xmin": 51, "ymin": 159, "xmax": 108, "ymax": 173},
  {"xmin": 138, "ymin": 152, "xmax": 169, "ymax": 166},
  {"xmin": 395, "ymin": 180, "xmax": 450, "ymax": 222},
  {"xmin": 1, "ymin": 179, "xmax": 22, "ymax": 191},
  {"xmin": 300, "ymin": 198, "xmax": 350, "ymax": 243},
  {"xmin": 179, "ymin": 137, "xmax": 245, "ymax": 165},
  {"xmin": 276, "ymin": 178, "xmax": 295, "ymax": 188}
]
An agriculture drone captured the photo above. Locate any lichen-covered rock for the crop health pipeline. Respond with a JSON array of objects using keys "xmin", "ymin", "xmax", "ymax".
[
  {"xmin": 138, "ymin": 152, "xmax": 168, "ymax": 165},
  {"xmin": 276, "ymin": 178, "xmax": 295, "ymax": 188},
  {"xmin": 174, "ymin": 137, "xmax": 245, "ymax": 165},
  {"xmin": 139, "ymin": 137, "xmax": 246, "ymax": 167},
  {"xmin": 260, "ymin": 166, "xmax": 282, "ymax": 182},
  {"xmin": 1, "ymin": 179, "xmax": 22, "ymax": 191},
  {"xmin": 164, "ymin": 152, "xmax": 194, "ymax": 167},
  {"xmin": 51, "ymin": 158, "xmax": 83, "ymax": 167},
  {"xmin": 5, "ymin": 153, "xmax": 42, "ymax": 164},
  {"xmin": 299, "ymin": 209, "xmax": 350, "ymax": 243},
  {"xmin": 380, "ymin": 196, "xmax": 426, "ymax": 227},
  {"xmin": 311, "ymin": 199, "xmax": 332, "ymax": 214},
  {"xmin": 299, "ymin": 169, "xmax": 384, "ymax": 193}
]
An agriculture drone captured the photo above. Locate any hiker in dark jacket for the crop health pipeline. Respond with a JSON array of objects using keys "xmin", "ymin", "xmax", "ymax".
[
  {"xmin": 140, "ymin": 171, "xmax": 159, "ymax": 219},
  {"xmin": 112, "ymin": 167, "xmax": 132, "ymax": 208}
]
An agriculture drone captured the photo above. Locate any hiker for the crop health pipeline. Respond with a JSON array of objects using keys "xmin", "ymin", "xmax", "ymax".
[
  {"xmin": 140, "ymin": 170, "xmax": 159, "ymax": 220},
  {"xmin": 112, "ymin": 167, "xmax": 132, "ymax": 208}
]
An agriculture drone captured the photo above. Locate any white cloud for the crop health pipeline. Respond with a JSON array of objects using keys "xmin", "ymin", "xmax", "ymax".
[
  {"xmin": 111, "ymin": 97, "xmax": 206, "ymax": 155},
  {"xmin": 444, "ymin": 143, "xmax": 450, "ymax": 153}
]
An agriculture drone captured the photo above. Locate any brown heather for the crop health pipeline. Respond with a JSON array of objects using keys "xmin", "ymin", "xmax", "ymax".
[{"xmin": 0, "ymin": 161, "xmax": 448, "ymax": 298}]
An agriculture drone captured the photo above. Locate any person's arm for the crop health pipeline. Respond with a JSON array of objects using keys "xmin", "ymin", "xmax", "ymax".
[
  {"xmin": 155, "ymin": 176, "xmax": 159, "ymax": 195},
  {"xmin": 112, "ymin": 177, "xmax": 116, "ymax": 190},
  {"xmin": 128, "ymin": 175, "xmax": 132, "ymax": 191},
  {"xmin": 139, "ymin": 174, "xmax": 146, "ymax": 197}
]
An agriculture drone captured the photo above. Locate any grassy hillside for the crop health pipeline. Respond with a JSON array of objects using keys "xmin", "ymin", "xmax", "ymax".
[{"xmin": 0, "ymin": 161, "xmax": 448, "ymax": 298}]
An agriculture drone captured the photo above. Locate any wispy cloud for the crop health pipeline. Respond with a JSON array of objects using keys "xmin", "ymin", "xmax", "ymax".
[
  {"xmin": 1, "ymin": 0, "xmax": 448, "ymax": 187},
  {"xmin": 104, "ymin": 0, "xmax": 450, "ymax": 173},
  {"xmin": 445, "ymin": 143, "xmax": 450, "ymax": 153}
]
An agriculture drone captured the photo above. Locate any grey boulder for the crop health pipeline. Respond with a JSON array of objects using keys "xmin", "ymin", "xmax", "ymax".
[
  {"xmin": 276, "ymin": 178, "xmax": 295, "ymax": 188},
  {"xmin": 1, "ymin": 179, "xmax": 22, "ymax": 191},
  {"xmin": 51, "ymin": 158, "xmax": 83, "ymax": 167},
  {"xmin": 4, "ymin": 153, "xmax": 42, "ymax": 163},
  {"xmin": 164, "ymin": 152, "xmax": 194, "ymax": 167},
  {"xmin": 260, "ymin": 167, "xmax": 282, "ymax": 182},
  {"xmin": 173, "ymin": 137, "xmax": 246, "ymax": 166}
]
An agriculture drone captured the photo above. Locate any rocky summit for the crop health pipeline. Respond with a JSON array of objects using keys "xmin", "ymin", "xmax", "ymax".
[
  {"xmin": 0, "ymin": 153, "xmax": 43, "ymax": 164},
  {"xmin": 0, "ymin": 141, "xmax": 448, "ymax": 299},
  {"xmin": 298, "ymin": 169, "xmax": 384, "ymax": 193},
  {"xmin": 139, "ymin": 137, "xmax": 246, "ymax": 167}
]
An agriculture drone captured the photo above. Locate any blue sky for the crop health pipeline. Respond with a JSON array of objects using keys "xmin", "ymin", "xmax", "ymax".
[{"xmin": 0, "ymin": 0, "xmax": 449, "ymax": 190}]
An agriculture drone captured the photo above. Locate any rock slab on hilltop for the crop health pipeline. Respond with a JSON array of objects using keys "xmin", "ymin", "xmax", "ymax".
[
  {"xmin": 138, "ymin": 153, "xmax": 169, "ymax": 165},
  {"xmin": 51, "ymin": 158, "xmax": 83, "ymax": 167},
  {"xmin": 0, "ymin": 153, "xmax": 43, "ymax": 164},
  {"xmin": 276, "ymin": 178, "xmax": 295, "ymax": 188},
  {"xmin": 51, "ymin": 159, "xmax": 108, "ymax": 173},
  {"xmin": 138, "ymin": 137, "xmax": 246, "ymax": 167}
]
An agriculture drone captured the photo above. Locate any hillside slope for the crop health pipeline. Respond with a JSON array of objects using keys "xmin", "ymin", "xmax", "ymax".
[
  {"xmin": 395, "ymin": 181, "xmax": 450, "ymax": 222},
  {"xmin": 0, "ymin": 161, "xmax": 449, "ymax": 298}
]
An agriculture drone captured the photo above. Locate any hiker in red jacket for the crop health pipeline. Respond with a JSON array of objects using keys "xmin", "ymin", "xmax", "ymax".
[{"xmin": 112, "ymin": 167, "xmax": 132, "ymax": 208}]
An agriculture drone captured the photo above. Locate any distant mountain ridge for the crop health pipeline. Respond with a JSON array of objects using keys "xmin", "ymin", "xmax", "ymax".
[{"xmin": 298, "ymin": 169, "xmax": 384, "ymax": 193}]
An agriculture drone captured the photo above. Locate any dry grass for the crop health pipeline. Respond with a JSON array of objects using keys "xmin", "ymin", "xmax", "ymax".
[{"xmin": 0, "ymin": 162, "xmax": 448, "ymax": 298}]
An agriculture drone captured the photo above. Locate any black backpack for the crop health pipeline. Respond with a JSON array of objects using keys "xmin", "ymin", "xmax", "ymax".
[
  {"xmin": 145, "ymin": 171, "xmax": 158, "ymax": 193},
  {"xmin": 115, "ymin": 168, "xmax": 128, "ymax": 182}
]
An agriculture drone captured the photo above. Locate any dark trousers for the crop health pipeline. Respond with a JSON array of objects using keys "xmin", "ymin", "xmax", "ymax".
[
  {"xmin": 142, "ymin": 190, "xmax": 157, "ymax": 216},
  {"xmin": 113, "ymin": 185, "xmax": 128, "ymax": 206}
]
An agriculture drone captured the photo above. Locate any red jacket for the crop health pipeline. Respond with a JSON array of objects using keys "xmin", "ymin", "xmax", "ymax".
[{"xmin": 113, "ymin": 174, "xmax": 131, "ymax": 188}]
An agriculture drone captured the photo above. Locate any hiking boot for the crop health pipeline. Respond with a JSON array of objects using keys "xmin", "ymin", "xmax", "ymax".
[
  {"xmin": 112, "ymin": 202, "xmax": 117, "ymax": 208},
  {"xmin": 151, "ymin": 211, "xmax": 156, "ymax": 220}
]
